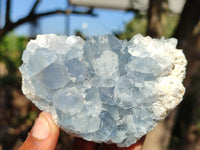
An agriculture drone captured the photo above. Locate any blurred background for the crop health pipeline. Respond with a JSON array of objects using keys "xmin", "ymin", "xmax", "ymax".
[{"xmin": 0, "ymin": 0, "xmax": 200, "ymax": 149}]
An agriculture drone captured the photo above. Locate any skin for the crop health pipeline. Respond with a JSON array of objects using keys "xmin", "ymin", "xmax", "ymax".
[{"xmin": 19, "ymin": 112, "xmax": 145, "ymax": 150}]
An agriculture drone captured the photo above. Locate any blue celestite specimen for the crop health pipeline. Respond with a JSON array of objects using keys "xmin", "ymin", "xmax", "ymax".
[{"xmin": 19, "ymin": 34, "xmax": 187, "ymax": 147}]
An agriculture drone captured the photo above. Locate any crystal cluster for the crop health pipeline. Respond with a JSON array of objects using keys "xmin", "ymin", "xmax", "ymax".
[{"xmin": 19, "ymin": 34, "xmax": 187, "ymax": 147}]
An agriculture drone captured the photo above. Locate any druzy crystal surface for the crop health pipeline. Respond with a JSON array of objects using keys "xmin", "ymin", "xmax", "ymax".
[{"xmin": 19, "ymin": 34, "xmax": 187, "ymax": 147}]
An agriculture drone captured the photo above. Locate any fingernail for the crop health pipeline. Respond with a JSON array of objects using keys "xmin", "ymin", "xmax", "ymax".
[{"xmin": 32, "ymin": 115, "xmax": 50, "ymax": 140}]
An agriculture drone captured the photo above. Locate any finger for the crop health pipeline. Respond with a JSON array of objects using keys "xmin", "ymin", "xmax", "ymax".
[
  {"xmin": 119, "ymin": 136, "xmax": 146, "ymax": 150},
  {"xmin": 102, "ymin": 135, "xmax": 146, "ymax": 150},
  {"xmin": 19, "ymin": 112, "xmax": 60, "ymax": 150},
  {"xmin": 70, "ymin": 137, "xmax": 100, "ymax": 150}
]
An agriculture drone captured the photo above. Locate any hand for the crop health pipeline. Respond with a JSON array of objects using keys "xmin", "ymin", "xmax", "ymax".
[
  {"xmin": 19, "ymin": 112, "xmax": 145, "ymax": 150},
  {"xmin": 19, "ymin": 112, "xmax": 60, "ymax": 150}
]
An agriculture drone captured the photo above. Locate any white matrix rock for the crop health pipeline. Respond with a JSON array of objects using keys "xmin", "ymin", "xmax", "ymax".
[{"xmin": 19, "ymin": 34, "xmax": 187, "ymax": 147}]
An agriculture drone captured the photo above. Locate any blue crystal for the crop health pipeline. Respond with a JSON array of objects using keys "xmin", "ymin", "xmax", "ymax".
[{"xmin": 20, "ymin": 34, "xmax": 186, "ymax": 147}]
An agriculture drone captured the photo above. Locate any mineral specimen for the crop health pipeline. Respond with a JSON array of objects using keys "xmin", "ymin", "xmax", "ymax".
[{"xmin": 19, "ymin": 34, "xmax": 187, "ymax": 147}]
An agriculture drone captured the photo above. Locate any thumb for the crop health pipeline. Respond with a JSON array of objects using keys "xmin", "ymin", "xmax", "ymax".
[{"xmin": 19, "ymin": 112, "xmax": 60, "ymax": 150}]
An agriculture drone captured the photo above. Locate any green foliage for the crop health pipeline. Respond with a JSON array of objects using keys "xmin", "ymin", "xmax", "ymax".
[
  {"xmin": 115, "ymin": 13, "xmax": 179, "ymax": 40},
  {"xmin": 0, "ymin": 33, "xmax": 27, "ymax": 74},
  {"xmin": 163, "ymin": 15, "xmax": 180, "ymax": 38},
  {"xmin": 115, "ymin": 14, "xmax": 147, "ymax": 40}
]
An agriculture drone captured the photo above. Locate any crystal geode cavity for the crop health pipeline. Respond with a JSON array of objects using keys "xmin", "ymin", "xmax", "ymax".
[{"xmin": 19, "ymin": 34, "xmax": 187, "ymax": 147}]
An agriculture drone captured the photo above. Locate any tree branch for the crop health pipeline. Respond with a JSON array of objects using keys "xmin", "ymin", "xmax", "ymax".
[
  {"xmin": 16, "ymin": 9, "xmax": 96, "ymax": 27},
  {"xmin": 5, "ymin": 0, "xmax": 11, "ymax": 25},
  {"xmin": 173, "ymin": 0, "xmax": 200, "ymax": 42},
  {"xmin": 146, "ymin": 0, "xmax": 167, "ymax": 38},
  {"xmin": 0, "ymin": 9, "xmax": 96, "ymax": 39},
  {"xmin": 29, "ymin": 0, "xmax": 41, "ymax": 15}
]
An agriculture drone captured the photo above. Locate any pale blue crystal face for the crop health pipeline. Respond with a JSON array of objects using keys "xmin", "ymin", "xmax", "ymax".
[
  {"xmin": 35, "ymin": 62, "xmax": 70, "ymax": 89},
  {"xmin": 64, "ymin": 58, "xmax": 86, "ymax": 82},
  {"xmin": 19, "ymin": 34, "xmax": 186, "ymax": 147}
]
